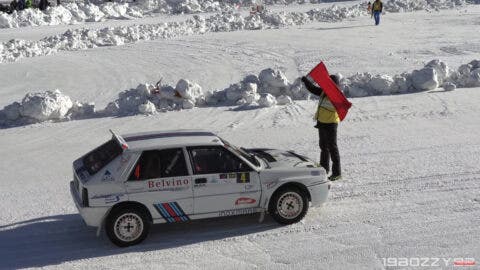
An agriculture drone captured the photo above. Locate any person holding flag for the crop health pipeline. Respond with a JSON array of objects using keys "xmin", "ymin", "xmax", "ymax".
[{"xmin": 301, "ymin": 62, "xmax": 352, "ymax": 181}]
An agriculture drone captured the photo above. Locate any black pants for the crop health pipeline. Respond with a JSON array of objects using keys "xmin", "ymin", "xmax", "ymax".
[{"xmin": 317, "ymin": 122, "xmax": 341, "ymax": 176}]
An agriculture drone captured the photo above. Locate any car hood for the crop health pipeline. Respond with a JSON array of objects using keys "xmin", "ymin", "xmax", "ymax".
[{"xmin": 246, "ymin": 148, "xmax": 316, "ymax": 168}]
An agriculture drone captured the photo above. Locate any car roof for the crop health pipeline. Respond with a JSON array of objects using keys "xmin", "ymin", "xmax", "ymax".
[{"xmin": 121, "ymin": 129, "xmax": 224, "ymax": 151}]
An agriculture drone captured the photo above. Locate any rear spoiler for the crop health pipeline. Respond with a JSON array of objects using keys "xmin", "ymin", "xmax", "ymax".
[{"xmin": 109, "ymin": 129, "xmax": 129, "ymax": 150}]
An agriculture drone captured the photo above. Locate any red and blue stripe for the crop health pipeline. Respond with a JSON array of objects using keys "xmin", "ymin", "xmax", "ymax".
[{"xmin": 154, "ymin": 202, "xmax": 189, "ymax": 223}]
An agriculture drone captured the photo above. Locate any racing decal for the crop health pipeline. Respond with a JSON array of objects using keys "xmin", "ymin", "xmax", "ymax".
[
  {"xmin": 265, "ymin": 181, "xmax": 278, "ymax": 189},
  {"xmin": 219, "ymin": 174, "xmax": 228, "ymax": 179},
  {"xmin": 116, "ymin": 154, "xmax": 132, "ymax": 172},
  {"xmin": 228, "ymin": 173, "xmax": 236, "ymax": 179},
  {"xmin": 91, "ymin": 193, "xmax": 125, "ymax": 204},
  {"xmin": 236, "ymin": 172, "xmax": 250, "ymax": 183},
  {"xmin": 219, "ymin": 208, "xmax": 256, "ymax": 217},
  {"xmin": 76, "ymin": 166, "xmax": 90, "ymax": 181},
  {"xmin": 147, "ymin": 179, "xmax": 190, "ymax": 192},
  {"xmin": 235, "ymin": 197, "xmax": 256, "ymax": 205},
  {"xmin": 154, "ymin": 202, "xmax": 190, "ymax": 223},
  {"xmin": 102, "ymin": 170, "xmax": 115, "ymax": 182}
]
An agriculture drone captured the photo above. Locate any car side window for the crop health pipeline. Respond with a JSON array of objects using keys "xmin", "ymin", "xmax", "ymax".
[
  {"xmin": 188, "ymin": 146, "xmax": 251, "ymax": 174},
  {"xmin": 128, "ymin": 148, "xmax": 188, "ymax": 181}
]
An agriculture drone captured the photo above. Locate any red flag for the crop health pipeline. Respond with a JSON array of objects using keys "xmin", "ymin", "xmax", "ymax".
[{"xmin": 308, "ymin": 62, "xmax": 352, "ymax": 121}]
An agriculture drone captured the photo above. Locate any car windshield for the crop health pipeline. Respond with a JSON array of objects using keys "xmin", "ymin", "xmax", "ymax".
[
  {"xmin": 221, "ymin": 138, "xmax": 261, "ymax": 168},
  {"xmin": 83, "ymin": 139, "xmax": 123, "ymax": 175}
]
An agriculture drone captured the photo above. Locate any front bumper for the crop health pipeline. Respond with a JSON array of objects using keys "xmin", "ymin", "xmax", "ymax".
[
  {"xmin": 308, "ymin": 180, "xmax": 331, "ymax": 206},
  {"xmin": 70, "ymin": 181, "xmax": 109, "ymax": 227}
]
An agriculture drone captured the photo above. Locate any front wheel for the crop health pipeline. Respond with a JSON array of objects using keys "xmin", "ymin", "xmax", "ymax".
[
  {"xmin": 106, "ymin": 206, "xmax": 150, "ymax": 247},
  {"xmin": 269, "ymin": 187, "xmax": 309, "ymax": 225}
]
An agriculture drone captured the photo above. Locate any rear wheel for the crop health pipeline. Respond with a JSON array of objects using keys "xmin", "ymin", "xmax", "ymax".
[
  {"xmin": 269, "ymin": 187, "xmax": 309, "ymax": 224},
  {"xmin": 106, "ymin": 206, "xmax": 150, "ymax": 247}
]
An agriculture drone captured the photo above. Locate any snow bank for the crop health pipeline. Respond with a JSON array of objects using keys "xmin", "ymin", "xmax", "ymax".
[
  {"xmin": 0, "ymin": 0, "xmax": 472, "ymax": 30},
  {"xmin": 0, "ymin": 2, "xmax": 144, "ymax": 29},
  {"xmin": 2, "ymin": 0, "xmax": 473, "ymax": 63},
  {"xmin": 1, "ymin": 59, "xmax": 479, "ymax": 127}
]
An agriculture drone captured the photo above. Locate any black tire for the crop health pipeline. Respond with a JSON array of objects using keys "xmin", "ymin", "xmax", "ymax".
[
  {"xmin": 269, "ymin": 187, "xmax": 309, "ymax": 225},
  {"xmin": 106, "ymin": 206, "xmax": 150, "ymax": 247}
]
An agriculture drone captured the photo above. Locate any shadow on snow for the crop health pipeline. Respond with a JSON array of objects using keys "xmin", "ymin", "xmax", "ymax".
[{"xmin": 0, "ymin": 213, "xmax": 279, "ymax": 269}]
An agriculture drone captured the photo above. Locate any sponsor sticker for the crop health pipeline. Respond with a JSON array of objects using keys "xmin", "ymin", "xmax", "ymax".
[
  {"xmin": 102, "ymin": 170, "xmax": 115, "ymax": 182},
  {"xmin": 116, "ymin": 154, "xmax": 132, "ymax": 171},
  {"xmin": 219, "ymin": 208, "xmax": 257, "ymax": 217},
  {"xmin": 245, "ymin": 184, "xmax": 254, "ymax": 191},
  {"xmin": 265, "ymin": 181, "xmax": 277, "ymax": 189},
  {"xmin": 236, "ymin": 172, "xmax": 250, "ymax": 183},
  {"xmin": 91, "ymin": 193, "xmax": 125, "ymax": 204},
  {"xmin": 228, "ymin": 173, "xmax": 236, "ymax": 179},
  {"xmin": 219, "ymin": 174, "xmax": 228, "ymax": 179},
  {"xmin": 147, "ymin": 179, "xmax": 190, "ymax": 192},
  {"xmin": 235, "ymin": 197, "xmax": 256, "ymax": 205}
]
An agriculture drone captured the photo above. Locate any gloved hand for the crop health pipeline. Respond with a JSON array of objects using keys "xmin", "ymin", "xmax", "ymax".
[{"xmin": 301, "ymin": 76, "xmax": 308, "ymax": 83}]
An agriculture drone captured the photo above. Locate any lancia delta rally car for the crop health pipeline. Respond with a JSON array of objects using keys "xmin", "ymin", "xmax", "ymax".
[{"xmin": 70, "ymin": 130, "xmax": 331, "ymax": 247}]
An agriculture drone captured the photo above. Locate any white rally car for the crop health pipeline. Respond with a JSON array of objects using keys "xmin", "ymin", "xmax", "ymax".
[{"xmin": 70, "ymin": 130, "xmax": 330, "ymax": 247}]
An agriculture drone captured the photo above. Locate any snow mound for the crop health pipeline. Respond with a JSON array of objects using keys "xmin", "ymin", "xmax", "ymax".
[
  {"xmin": 411, "ymin": 67, "xmax": 439, "ymax": 91},
  {"xmin": 138, "ymin": 100, "xmax": 158, "ymax": 114},
  {"xmin": 2, "ymin": 0, "xmax": 474, "ymax": 63},
  {"xmin": 451, "ymin": 60, "xmax": 480, "ymax": 87},
  {"xmin": 2, "ymin": 59, "xmax": 480, "ymax": 127},
  {"xmin": 443, "ymin": 82, "xmax": 456, "ymax": 91},
  {"xmin": 258, "ymin": 93, "xmax": 277, "ymax": 107},
  {"xmin": 276, "ymin": 95, "xmax": 293, "ymax": 105},
  {"xmin": 0, "ymin": 90, "xmax": 73, "ymax": 124},
  {"xmin": 0, "ymin": 0, "xmax": 473, "ymax": 30},
  {"xmin": 0, "ymin": 2, "xmax": 144, "ymax": 29}
]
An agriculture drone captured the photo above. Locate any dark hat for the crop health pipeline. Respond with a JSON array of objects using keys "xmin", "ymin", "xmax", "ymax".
[{"xmin": 329, "ymin": 75, "xmax": 340, "ymax": 85}]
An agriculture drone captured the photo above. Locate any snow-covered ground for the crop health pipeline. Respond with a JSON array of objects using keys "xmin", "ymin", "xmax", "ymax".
[{"xmin": 1, "ymin": 2, "xmax": 479, "ymax": 269}]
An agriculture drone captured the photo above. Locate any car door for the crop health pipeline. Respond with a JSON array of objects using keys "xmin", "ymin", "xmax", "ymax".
[
  {"xmin": 125, "ymin": 148, "xmax": 193, "ymax": 223},
  {"xmin": 187, "ymin": 146, "xmax": 261, "ymax": 215}
]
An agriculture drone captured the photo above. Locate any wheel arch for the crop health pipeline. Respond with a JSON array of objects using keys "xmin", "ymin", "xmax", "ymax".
[
  {"xmin": 107, "ymin": 201, "xmax": 153, "ymax": 223},
  {"xmin": 267, "ymin": 181, "xmax": 311, "ymax": 211}
]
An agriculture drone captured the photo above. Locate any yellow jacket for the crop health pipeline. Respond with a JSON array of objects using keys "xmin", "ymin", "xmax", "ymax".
[{"xmin": 316, "ymin": 93, "xmax": 339, "ymax": 123}]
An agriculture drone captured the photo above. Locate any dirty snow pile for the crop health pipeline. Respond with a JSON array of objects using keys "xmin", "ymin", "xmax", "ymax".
[
  {"xmin": 0, "ymin": 2, "xmax": 144, "ymax": 28},
  {"xmin": 0, "ymin": 0, "xmax": 471, "ymax": 29},
  {"xmin": 0, "ymin": 6, "xmax": 363, "ymax": 63},
  {"xmin": 341, "ymin": 59, "xmax": 480, "ymax": 97},
  {"xmin": 384, "ymin": 0, "xmax": 466, "ymax": 12},
  {"xmin": 1, "ymin": 0, "xmax": 475, "ymax": 63},
  {"xmin": 134, "ymin": 0, "xmax": 234, "ymax": 14},
  {"xmin": 1, "ymin": 59, "xmax": 479, "ymax": 127},
  {"xmin": 0, "ymin": 0, "xmax": 235, "ymax": 29}
]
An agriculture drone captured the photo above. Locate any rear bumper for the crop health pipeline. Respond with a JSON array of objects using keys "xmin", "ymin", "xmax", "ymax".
[
  {"xmin": 70, "ymin": 181, "xmax": 109, "ymax": 227},
  {"xmin": 307, "ymin": 180, "xmax": 331, "ymax": 206}
]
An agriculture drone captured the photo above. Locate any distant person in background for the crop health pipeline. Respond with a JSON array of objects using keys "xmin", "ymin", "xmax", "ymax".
[
  {"xmin": 301, "ymin": 75, "xmax": 343, "ymax": 181},
  {"xmin": 17, "ymin": 0, "xmax": 25, "ymax": 10},
  {"xmin": 372, "ymin": 0, "xmax": 383, "ymax": 25},
  {"xmin": 39, "ymin": 0, "xmax": 49, "ymax": 10},
  {"xmin": 10, "ymin": 0, "xmax": 18, "ymax": 11},
  {"xmin": 367, "ymin": 1, "xmax": 372, "ymax": 17}
]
